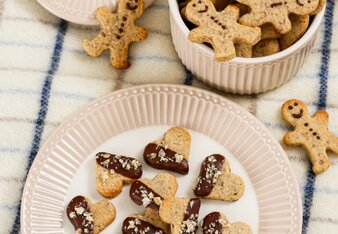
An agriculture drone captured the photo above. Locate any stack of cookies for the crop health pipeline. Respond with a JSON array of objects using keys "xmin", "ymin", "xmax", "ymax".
[
  {"xmin": 179, "ymin": 0, "xmax": 326, "ymax": 61},
  {"xmin": 66, "ymin": 127, "xmax": 253, "ymax": 234}
]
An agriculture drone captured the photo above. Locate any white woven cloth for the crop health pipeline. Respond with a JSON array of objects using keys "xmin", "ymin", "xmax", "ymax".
[{"xmin": 0, "ymin": 0, "xmax": 337, "ymax": 233}]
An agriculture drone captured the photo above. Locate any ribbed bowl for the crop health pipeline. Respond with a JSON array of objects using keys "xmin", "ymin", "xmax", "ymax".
[
  {"xmin": 20, "ymin": 85, "xmax": 302, "ymax": 233},
  {"xmin": 168, "ymin": 1, "xmax": 325, "ymax": 94},
  {"xmin": 37, "ymin": 0, "xmax": 154, "ymax": 25}
]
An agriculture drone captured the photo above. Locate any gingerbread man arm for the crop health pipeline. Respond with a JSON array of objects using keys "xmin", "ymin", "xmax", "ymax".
[
  {"xmin": 129, "ymin": 26, "xmax": 148, "ymax": 42},
  {"xmin": 83, "ymin": 34, "xmax": 109, "ymax": 57},
  {"xmin": 314, "ymin": 110, "xmax": 329, "ymax": 126},
  {"xmin": 328, "ymin": 136, "xmax": 338, "ymax": 155},
  {"xmin": 283, "ymin": 130, "xmax": 305, "ymax": 146},
  {"xmin": 189, "ymin": 27, "xmax": 212, "ymax": 44}
]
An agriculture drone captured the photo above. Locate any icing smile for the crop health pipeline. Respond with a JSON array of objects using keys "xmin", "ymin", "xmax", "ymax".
[
  {"xmin": 198, "ymin": 5, "xmax": 208, "ymax": 13},
  {"xmin": 292, "ymin": 109, "xmax": 304, "ymax": 118}
]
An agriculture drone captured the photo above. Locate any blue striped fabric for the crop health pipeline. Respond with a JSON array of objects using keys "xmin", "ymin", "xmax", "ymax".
[
  {"xmin": 0, "ymin": 0, "xmax": 337, "ymax": 233},
  {"xmin": 10, "ymin": 19, "xmax": 68, "ymax": 233}
]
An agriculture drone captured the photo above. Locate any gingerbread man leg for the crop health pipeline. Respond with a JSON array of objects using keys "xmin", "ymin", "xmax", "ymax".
[
  {"xmin": 328, "ymin": 136, "xmax": 338, "ymax": 155},
  {"xmin": 305, "ymin": 146, "xmax": 330, "ymax": 174},
  {"xmin": 110, "ymin": 46, "xmax": 130, "ymax": 69},
  {"xmin": 83, "ymin": 34, "xmax": 109, "ymax": 57},
  {"xmin": 213, "ymin": 40, "xmax": 236, "ymax": 62}
]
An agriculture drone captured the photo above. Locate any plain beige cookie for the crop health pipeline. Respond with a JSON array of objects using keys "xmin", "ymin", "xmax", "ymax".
[
  {"xmin": 279, "ymin": 14, "xmax": 310, "ymax": 50},
  {"xmin": 83, "ymin": 0, "xmax": 147, "ymax": 69},
  {"xmin": 282, "ymin": 99, "xmax": 338, "ymax": 174},
  {"xmin": 67, "ymin": 196, "xmax": 116, "ymax": 234},
  {"xmin": 139, "ymin": 172, "xmax": 179, "ymax": 199},
  {"xmin": 186, "ymin": 0, "xmax": 261, "ymax": 62},
  {"xmin": 202, "ymin": 212, "xmax": 253, "ymax": 234},
  {"xmin": 159, "ymin": 198, "xmax": 201, "ymax": 234},
  {"xmin": 163, "ymin": 127, "xmax": 191, "ymax": 160},
  {"xmin": 237, "ymin": 0, "xmax": 320, "ymax": 34},
  {"xmin": 253, "ymin": 39, "xmax": 280, "ymax": 57}
]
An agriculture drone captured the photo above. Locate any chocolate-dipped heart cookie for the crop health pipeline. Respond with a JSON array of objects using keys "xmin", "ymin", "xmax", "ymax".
[
  {"xmin": 66, "ymin": 195, "xmax": 116, "ymax": 234},
  {"xmin": 194, "ymin": 154, "xmax": 244, "ymax": 201},
  {"xmin": 144, "ymin": 127, "xmax": 191, "ymax": 174},
  {"xmin": 159, "ymin": 197, "xmax": 201, "ymax": 234},
  {"xmin": 122, "ymin": 208, "xmax": 169, "ymax": 233},
  {"xmin": 96, "ymin": 152, "xmax": 142, "ymax": 198},
  {"xmin": 129, "ymin": 172, "xmax": 178, "ymax": 210},
  {"xmin": 202, "ymin": 212, "xmax": 252, "ymax": 234}
]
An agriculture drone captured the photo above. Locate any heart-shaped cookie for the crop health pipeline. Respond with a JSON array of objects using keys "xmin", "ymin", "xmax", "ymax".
[
  {"xmin": 202, "ymin": 212, "xmax": 252, "ymax": 234},
  {"xmin": 194, "ymin": 154, "xmax": 244, "ymax": 201},
  {"xmin": 159, "ymin": 197, "xmax": 201, "ymax": 234},
  {"xmin": 129, "ymin": 172, "xmax": 178, "ymax": 210},
  {"xmin": 122, "ymin": 208, "xmax": 169, "ymax": 233},
  {"xmin": 96, "ymin": 152, "xmax": 143, "ymax": 198},
  {"xmin": 143, "ymin": 127, "xmax": 191, "ymax": 174},
  {"xmin": 66, "ymin": 195, "xmax": 116, "ymax": 234}
]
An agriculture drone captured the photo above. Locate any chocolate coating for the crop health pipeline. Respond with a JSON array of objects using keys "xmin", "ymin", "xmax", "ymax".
[
  {"xmin": 96, "ymin": 152, "xmax": 142, "ymax": 179},
  {"xmin": 194, "ymin": 154, "xmax": 225, "ymax": 196},
  {"xmin": 202, "ymin": 212, "xmax": 222, "ymax": 234},
  {"xmin": 180, "ymin": 198, "xmax": 201, "ymax": 234},
  {"xmin": 66, "ymin": 196, "xmax": 94, "ymax": 234},
  {"xmin": 122, "ymin": 217, "xmax": 165, "ymax": 234},
  {"xmin": 129, "ymin": 180, "xmax": 163, "ymax": 210},
  {"xmin": 143, "ymin": 143, "xmax": 189, "ymax": 174}
]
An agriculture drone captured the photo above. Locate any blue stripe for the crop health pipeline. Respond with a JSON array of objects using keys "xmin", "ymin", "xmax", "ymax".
[
  {"xmin": 302, "ymin": 2, "xmax": 336, "ymax": 233},
  {"xmin": 10, "ymin": 20, "xmax": 68, "ymax": 234},
  {"xmin": 0, "ymin": 147, "xmax": 27, "ymax": 154},
  {"xmin": 0, "ymin": 88, "xmax": 95, "ymax": 102},
  {"xmin": 184, "ymin": 68, "xmax": 194, "ymax": 85}
]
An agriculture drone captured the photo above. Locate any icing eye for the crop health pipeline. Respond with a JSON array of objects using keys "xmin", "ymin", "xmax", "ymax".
[
  {"xmin": 198, "ymin": 0, "xmax": 202, "ymax": 2},
  {"xmin": 192, "ymin": 3, "xmax": 196, "ymax": 7},
  {"xmin": 288, "ymin": 106, "xmax": 293, "ymax": 110},
  {"xmin": 294, "ymin": 102, "xmax": 298, "ymax": 106},
  {"xmin": 304, "ymin": 123, "xmax": 309, "ymax": 127}
]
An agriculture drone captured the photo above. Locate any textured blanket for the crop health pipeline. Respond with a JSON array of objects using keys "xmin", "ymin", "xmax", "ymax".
[{"xmin": 0, "ymin": 0, "xmax": 337, "ymax": 233}]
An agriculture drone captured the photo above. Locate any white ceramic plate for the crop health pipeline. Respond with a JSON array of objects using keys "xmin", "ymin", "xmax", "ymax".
[
  {"xmin": 20, "ymin": 84, "xmax": 302, "ymax": 233},
  {"xmin": 37, "ymin": 0, "xmax": 155, "ymax": 25}
]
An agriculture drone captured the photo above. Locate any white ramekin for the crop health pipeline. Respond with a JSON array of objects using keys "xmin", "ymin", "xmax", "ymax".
[{"xmin": 168, "ymin": 1, "xmax": 325, "ymax": 94}]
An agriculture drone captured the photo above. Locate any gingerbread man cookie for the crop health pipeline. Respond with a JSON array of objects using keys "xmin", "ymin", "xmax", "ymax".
[
  {"xmin": 185, "ymin": 0, "xmax": 261, "ymax": 62},
  {"xmin": 282, "ymin": 99, "xmax": 338, "ymax": 174},
  {"xmin": 237, "ymin": 0, "xmax": 320, "ymax": 34},
  {"xmin": 83, "ymin": 0, "xmax": 148, "ymax": 69}
]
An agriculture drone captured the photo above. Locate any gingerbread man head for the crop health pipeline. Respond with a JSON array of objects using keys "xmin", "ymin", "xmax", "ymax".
[
  {"xmin": 281, "ymin": 99, "xmax": 310, "ymax": 126},
  {"xmin": 288, "ymin": 0, "xmax": 319, "ymax": 14},
  {"xmin": 187, "ymin": 0, "xmax": 216, "ymax": 20},
  {"xmin": 119, "ymin": 0, "xmax": 144, "ymax": 19}
]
